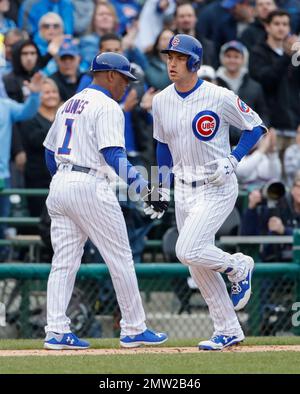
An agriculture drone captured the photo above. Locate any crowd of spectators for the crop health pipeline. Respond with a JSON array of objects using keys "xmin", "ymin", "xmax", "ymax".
[{"xmin": 0, "ymin": 0, "xmax": 300, "ymax": 264}]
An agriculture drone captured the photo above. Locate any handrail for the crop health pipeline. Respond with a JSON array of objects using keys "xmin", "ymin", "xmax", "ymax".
[{"xmin": 0, "ymin": 262, "xmax": 298, "ymax": 280}]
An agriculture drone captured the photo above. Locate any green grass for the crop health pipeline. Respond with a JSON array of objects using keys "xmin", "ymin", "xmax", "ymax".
[
  {"xmin": 1, "ymin": 353, "xmax": 300, "ymax": 374},
  {"xmin": 1, "ymin": 336, "xmax": 300, "ymax": 350},
  {"xmin": 0, "ymin": 337, "xmax": 300, "ymax": 374}
]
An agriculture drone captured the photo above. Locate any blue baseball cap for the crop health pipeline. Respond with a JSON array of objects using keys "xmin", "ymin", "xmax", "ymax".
[
  {"xmin": 58, "ymin": 39, "xmax": 79, "ymax": 58},
  {"xmin": 220, "ymin": 40, "xmax": 246, "ymax": 56},
  {"xmin": 221, "ymin": 0, "xmax": 245, "ymax": 9}
]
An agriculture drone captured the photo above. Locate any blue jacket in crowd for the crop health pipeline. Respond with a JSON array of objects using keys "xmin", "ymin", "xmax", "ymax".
[
  {"xmin": 18, "ymin": 0, "xmax": 74, "ymax": 36},
  {"xmin": 0, "ymin": 93, "xmax": 40, "ymax": 179},
  {"xmin": 0, "ymin": 17, "xmax": 16, "ymax": 35},
  {"xmin": 110, "ymin": 0, "xmax": 141, "ymax": 35}
]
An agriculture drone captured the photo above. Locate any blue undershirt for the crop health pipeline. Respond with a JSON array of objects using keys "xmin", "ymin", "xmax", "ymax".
[
  {"xmin": 231, "ymin": 126, "xmax": 265, "ymax": 162},
  {"xmin": 156, "ymin": 142, "xmax": 173, "ymax": 187},
  {"xmin": 45, "ymin": 148, "xmax": 57, "ymax": 176},
  {"xmin": 101, "ymin": 147, "xmax": 148, "ymax": 191},
  {"xmin": 175, "ymin": 78, "xmax": 204, "ymax": 98}
]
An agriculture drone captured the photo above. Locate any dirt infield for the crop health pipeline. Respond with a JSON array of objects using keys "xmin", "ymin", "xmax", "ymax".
[{"xmin": 1, "ymin": 345, "xmax": 300, "ymax": 356}]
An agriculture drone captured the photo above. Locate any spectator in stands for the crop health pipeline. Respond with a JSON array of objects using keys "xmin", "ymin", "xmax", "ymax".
[
  {"xmin": 78, "ymin": 33, "xmax": 147, "ymax": 96},
  {"xmin": 20, "ymin": 78, "xmax": 60, "ymax": 217},
  {"xmin": 0, "ymin": 0, "xmax": 16, "ymax": 34},
  {"xmin": 2, "ymin": 39, "xmax": 41, "ymax": 189},
  {"xmin": 216, "ymin": 40, "xmax": 269, "ymax": 128},
  {"xmin": 249, "ymin": 10, "xmax": 300, "ymax": 155},
  {"xmin": 196, "ymin": 0, "xmax": 225, "ymax": 41},
  {"xmin": 236, "ymin": 129, "xmax": 281, "ymax": 190},
  {"xmin": 173, "ymin": 1, "xmax": 217, "ymax": 67},
  {"xmin": 110, "ymin": 0, "xmax": 141, "ymax": 36},
  {"xmin": 3, "ymin": 28, "xmax": 29, "ymax": 74},
  {"xmin": 79, "ymin": 1, "xmax": 118, "ymax": 69},
  {"xmin": 240, "ymin": 0, "xmax": 277, "ymax": 50},
  {"xmin": 18, "ymin": 0, "xmax": 74, "ymax": 37},
  {"xmin": 49, "ymin": 38, "xmax": 82, "ymax": 102},
  {"xmin": 196, "ymin": 0, "xmax": 255, "ymax": 54},
  {"xmin": 277, "ymin": 0, "xmax": 300, "ymax": 33},
  {"xmin": 72, "ymin": 0, "xmax": 95, "ymax": 37},
  {"xmin": 0, "ymin": 72, "xmax": 42, "ymax": 261},
  {"xmin": 197, "ymin": 64, "xmax": 217, "ymax": 83},
  {"xmin": 145, "ymin": 28, "xmax": 173, "ymax": 91},
  {"xmin": 34, "ymin": 12, "xmax": 64, "ymax": 57},
  {"xmin": 3, "ymin": 39, "xmax": 42, "ymax": 102},
  {"xmin": 33, "ymin": 12, "xmax": 65, "ymax": 76},
  {"xmin": 241, "ymin": 171, "xmax": 300, "ymax": 261},
  {"xmin": 284, "ymin": 127, "xmax": 300, "ymax": 189},
  {"xmin": 2, "ymin": 0, "xmax": 22, "ymax": 25},
  {"xmin": 120, "ymin": 22, "xmax": 149, "ymax": 70},
  {"xmin": 134, "ymin": 0, "xmax": 176, "ymax": 52}
]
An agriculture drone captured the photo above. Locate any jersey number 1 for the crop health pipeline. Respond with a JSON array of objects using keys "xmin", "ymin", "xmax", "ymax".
[{"xmin": 58, "ymin": 118, "xmax": 74, "ymax": 155}]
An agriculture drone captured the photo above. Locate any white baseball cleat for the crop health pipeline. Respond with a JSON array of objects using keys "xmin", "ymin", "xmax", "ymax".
[
  {"xmin": 231, "ymin": 256, "xmax": 254, "ymax": 311},
  {"xmin": 198, "ymin": 333, "xmax": 245, "ymax": 351}
]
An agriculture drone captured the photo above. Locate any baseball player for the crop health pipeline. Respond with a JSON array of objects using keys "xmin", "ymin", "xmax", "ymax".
[
  {"xmin": 144, "ymin": 34, "xmax": 267, "ymax": 351},
  {"xmin": 43, "ymin": 52, "xmax": 168, "ymax": 350}
]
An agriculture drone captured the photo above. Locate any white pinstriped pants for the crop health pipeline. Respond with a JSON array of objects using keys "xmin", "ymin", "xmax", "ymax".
[
  {"xmin": 45, "ymin": 170, "xmax": 146, "ymax": 336},
  {"xmin": 174, "ymin": 174, "xmax": 244, "ymax": 337}
]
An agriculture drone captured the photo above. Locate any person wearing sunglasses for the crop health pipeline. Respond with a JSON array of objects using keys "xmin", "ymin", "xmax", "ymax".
[{"xmin": 33, "ymin": 12, "xmax": 66, "ymax": 76}]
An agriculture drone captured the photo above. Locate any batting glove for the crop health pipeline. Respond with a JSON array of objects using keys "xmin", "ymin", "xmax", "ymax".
[
  {"xmin": 206, "ymin": 155, "xmax": 238, "ymax": 186},
  {"xmin": 141, "ymin": 185, "xmax": 169, "ymax": 220}
]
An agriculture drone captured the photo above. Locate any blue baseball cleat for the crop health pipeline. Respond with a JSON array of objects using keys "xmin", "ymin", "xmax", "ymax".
[
  {"xmin": 231, "ymin": 256, "xmax": 254, "ymax": 311},
  {"xmin": 44, "ymin": 332, "xmax": 90, "ymax": 350},
  {"xmin": 120, "ymin": 329, "xmax": 168, "ymax": 348},
  {"xmin": 198, "ymin": 334, "xmax": 245, "ymax": 351}
]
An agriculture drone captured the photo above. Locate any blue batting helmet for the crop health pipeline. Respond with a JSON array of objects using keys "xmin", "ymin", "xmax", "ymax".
[
  {"xmin": 161, "ymin": 34, "xmax": 203, "ymax": 72},
  {"xmin": 90, "ymin": 52, "xmax": 137, "ymax": 81}
]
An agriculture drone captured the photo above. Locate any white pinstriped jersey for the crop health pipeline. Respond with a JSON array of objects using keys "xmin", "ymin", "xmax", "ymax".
[
  {"xmin": 44, "ymin": 85, "xmax": 148, "ymax": 336},
  {"xmin": 43, "ymin": 87, "xmax": 125, "ymax": 172},
  {"xmin": 153, "ymin": 80, "xmax": 264, "ymax": 181}
]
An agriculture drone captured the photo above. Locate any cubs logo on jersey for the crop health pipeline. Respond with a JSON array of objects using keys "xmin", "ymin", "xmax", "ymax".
[
  {"xmin": 192, "ymin": 110, "xmax": 220, "ymax": 141},
  {"xmin": 237, "ymin": 98, "xmax": 250, "ymax": 113}
]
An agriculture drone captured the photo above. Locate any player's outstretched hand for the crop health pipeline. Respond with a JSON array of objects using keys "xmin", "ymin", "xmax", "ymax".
[
  {"xmin": 141, "ymin": 184, "xmax": 169, "ymax": 219},
  {"xmin": 206, "ymin": 155, "xmax": 238, "ymax": 186}
]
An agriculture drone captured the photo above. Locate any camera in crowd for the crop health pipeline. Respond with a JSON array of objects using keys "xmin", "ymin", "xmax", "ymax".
[
  {"xmin": 260, "ymin": 180, "xmax": 286, "ymax": 207},
  {"xmin": 259, "ymin": 180, "xmax": 286, "ymax": 219}
]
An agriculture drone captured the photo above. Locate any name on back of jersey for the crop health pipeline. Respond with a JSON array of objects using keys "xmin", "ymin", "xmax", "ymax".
[{"xmin": 61, "ymin": 98, "xmax": 89, "ymax": 115}]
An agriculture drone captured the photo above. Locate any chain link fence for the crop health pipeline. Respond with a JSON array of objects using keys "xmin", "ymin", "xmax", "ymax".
[{"xmin": 0, "ymin": 263, "xmax": 299, "ymax": 339}]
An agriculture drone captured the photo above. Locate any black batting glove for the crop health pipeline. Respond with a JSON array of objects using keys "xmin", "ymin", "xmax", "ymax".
[{"xmin": 140, "ymin": 184, "xmax": 169, "ymax": 213}]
